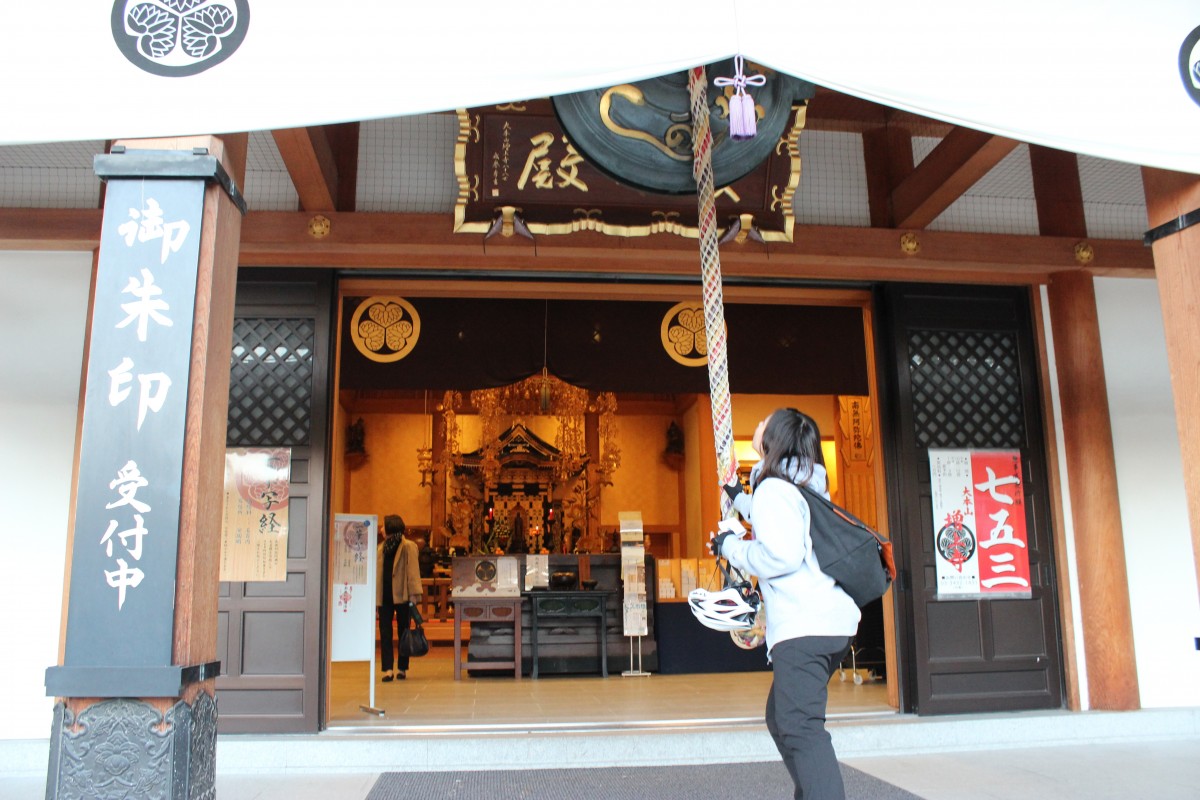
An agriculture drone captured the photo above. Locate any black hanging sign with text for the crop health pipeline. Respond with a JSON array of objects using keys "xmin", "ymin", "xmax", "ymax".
[{"xmin": 47, "ymin": 175, "xmax": 204, "ymax": 697}]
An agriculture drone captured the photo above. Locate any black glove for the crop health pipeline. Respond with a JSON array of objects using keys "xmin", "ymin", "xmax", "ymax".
[
  {"xmin": 709, "ymin": 530, "xmax": 735, "ymax": 557},
  {"xmin": 723, "ymin": 481, "xmax": 744, "ymax": 503}
]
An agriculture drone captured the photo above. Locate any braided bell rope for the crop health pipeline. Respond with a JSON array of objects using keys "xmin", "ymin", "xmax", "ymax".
[{"xmin": 689, "ymin": 66, "xmax": 739, "ymax": 518}]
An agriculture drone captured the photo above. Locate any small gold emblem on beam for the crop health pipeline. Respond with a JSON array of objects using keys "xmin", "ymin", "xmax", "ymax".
[{"xmin": 308, "ymin": 215, "xmax": 331, "ymax": 239}]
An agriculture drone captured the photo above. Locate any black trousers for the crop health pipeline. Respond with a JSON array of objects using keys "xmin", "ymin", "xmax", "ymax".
[
  {"xmin": 766, "ymin": 635, "xmax": 853, "ymax": 800},
  {"xmin": 378, "ymin": 599, "xmax": 412, "ymax": 673}
]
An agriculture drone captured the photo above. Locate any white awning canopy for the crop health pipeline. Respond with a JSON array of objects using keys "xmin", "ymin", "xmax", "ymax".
[{"xmin": 3, "ymin": 1, "xmax": 1198, "ymax": 174}]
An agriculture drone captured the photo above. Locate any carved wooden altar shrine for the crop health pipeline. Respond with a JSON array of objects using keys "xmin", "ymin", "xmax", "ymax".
[{"xmin": 437, "ymin": 373, "xmax": 620, "ymax": 555}]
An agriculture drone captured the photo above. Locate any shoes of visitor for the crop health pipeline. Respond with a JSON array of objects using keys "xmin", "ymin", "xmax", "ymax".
[
  {"xmin": 382, "ymin": 670, "xmax": 393, "ymax": 682},
  {"xmin": 395, "ymin": 670, "xmax": 406, "ymax": 680}
]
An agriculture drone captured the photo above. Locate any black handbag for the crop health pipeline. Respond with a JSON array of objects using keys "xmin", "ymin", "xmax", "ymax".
[{"xmin": 399, "ymin": 601, "xmax": 430, "ymax": 657}]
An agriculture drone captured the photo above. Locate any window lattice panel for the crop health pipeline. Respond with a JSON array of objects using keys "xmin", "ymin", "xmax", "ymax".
[
  {"xmin": 907, "ymin": 329, "xmax": 1026, "ymax": 450},
  {"xmin": 227, "ymin": 318, "xmax": 315, "ymax": 447}
]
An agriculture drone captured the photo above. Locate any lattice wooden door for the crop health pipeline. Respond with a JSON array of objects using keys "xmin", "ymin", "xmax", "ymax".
[
  {"xmin": 216, "ymin": 271, "xmax": 331, "ymax": 733},
  {"xmin": 880, "ymin": 283, "xmax": 1064, "ymax": 715}
]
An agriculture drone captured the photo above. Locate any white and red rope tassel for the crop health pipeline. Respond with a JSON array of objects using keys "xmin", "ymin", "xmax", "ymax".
[
  {"xmin": 713, "ymin": 55, "xmax": 766, "ymax": 140},
  {"xmin": 688, "ymin": 65, "xmax": 739, "ymax": 520}
]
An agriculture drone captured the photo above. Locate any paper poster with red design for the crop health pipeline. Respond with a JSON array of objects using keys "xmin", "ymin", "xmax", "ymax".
[
  {"xmin": 331, "ymin": 514, "xmax": 378, "ymax": 663},
  {"xmin": 219, "ymin": 447, "xmax": 291, "ymax": 582},
  {"xmin": 929, "ymin": 449, "xmax": 1031, "ymax": 599}
]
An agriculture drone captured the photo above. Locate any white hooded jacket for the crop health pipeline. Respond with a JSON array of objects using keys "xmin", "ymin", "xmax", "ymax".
[{"xmin": 720, "ymin": 462, "xmax": 860, "ymax": 655}]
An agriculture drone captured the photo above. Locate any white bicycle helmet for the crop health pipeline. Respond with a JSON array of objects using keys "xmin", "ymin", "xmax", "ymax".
[
  {"xmin": 688, "ymin": 558, "xmax": 761, "ymax": 632},
  {"xmin": 688, "ymin": 586, "xmax": 758, "ymax": 631}
]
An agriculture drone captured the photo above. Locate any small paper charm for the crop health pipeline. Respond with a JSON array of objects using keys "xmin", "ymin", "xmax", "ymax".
[{"xmin": 714, "ymin": 55, "xmax": 767, "ymax": 140}]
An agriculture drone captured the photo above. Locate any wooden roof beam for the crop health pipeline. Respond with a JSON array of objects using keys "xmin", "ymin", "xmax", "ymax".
[
  {"xmin": 0, "ymin": 207, "xmax": 102, "ymax": 249},
  {"xmin": 863, "ymin": 123, "xmax": 915, "ymax": 228},
  {"xmin": 1030, "ymin": 145, "xmax": 1087, "ymax": 238},
  {"xmin": 0, "ymin": 209, "xmax": 1153, "ymax": 280},
  {"xmin": 891, "ymin": 127, "xmax": 1019, "ymax": 229},
  {"xmin": 805, "ymin": 88, "xmax": 953, "ymax": 136},
  {"xmin": 233, "ymin": 211, "xmax": 1151, "ymax": 280},
  {"xmin": 271, "ymin": 124, "xmax": 357, "ymax": 212}
]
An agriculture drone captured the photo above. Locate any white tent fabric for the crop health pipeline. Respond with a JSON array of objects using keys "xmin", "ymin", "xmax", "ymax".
[{"xmin": 2, "ymin": 1, "xmax": 1198, "ymax": 174}]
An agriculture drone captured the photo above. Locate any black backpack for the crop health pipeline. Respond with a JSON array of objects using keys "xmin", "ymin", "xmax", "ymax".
[{"xmin": 797, "ymin": 485, "xmax": 896, "ymax": 607}]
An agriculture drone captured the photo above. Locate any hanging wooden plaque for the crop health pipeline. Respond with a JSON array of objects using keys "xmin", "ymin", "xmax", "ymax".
[{"xmin": 454, "ymin": 92, "xmax": 810, "ymax": 242}]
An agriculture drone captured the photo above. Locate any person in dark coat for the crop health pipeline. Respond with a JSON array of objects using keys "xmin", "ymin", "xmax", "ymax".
[{"xmin": 376, "ymin": 514, "xmax": 422, "ymax": 681}]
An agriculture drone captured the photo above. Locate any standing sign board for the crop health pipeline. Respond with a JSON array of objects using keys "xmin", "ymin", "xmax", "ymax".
[
  {"xmin": 619, "ymin": 512, "xmax": 648, "ymax": 637},
  {"xmin": 929, "ymin": 449, "xmax": 1032, "ymax": 599},
  {"xmin": 47, "ymin": 173, "xmax": 207, "ymax": 696},
  {"xmin": 330, "ymin": 515, "xmax": 377, "ymax": 662}
]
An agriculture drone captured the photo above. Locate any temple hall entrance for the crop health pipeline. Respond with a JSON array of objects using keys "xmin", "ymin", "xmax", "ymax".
[{"xmin": 324, "ymin": 278, "xmax": 895, "ymax": 729}]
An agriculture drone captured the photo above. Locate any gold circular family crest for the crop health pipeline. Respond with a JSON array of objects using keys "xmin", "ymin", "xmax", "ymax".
[
  {"xmin": 349, "ymin": 296, "xmax": 421, "ymax": 363},
  {"xmin": 660, "ymin": 301, "xmax": 709, "ymax": 367}
]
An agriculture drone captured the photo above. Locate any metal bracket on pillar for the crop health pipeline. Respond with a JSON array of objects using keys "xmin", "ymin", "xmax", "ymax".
[
  {"xmin": 1143, "ymin": 206, "xmax": 1200, "ymax": 246},
  {"xmin": 46, "ymin": 661, "xmax": 221, "ymax": 699},
  {"xmin": 97, "ymin": 146, "xmax": 248, "ymax": 215}
]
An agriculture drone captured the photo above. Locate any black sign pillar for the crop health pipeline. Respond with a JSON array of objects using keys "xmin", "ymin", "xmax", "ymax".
[{"xmin": 45, "ymin": 137, "xmax": 245, "ymax": 800}]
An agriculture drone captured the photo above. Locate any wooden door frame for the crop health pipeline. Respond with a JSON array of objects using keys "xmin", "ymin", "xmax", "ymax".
[
  {"xmin": 216, "ymin": 268, "xmax": 334, "ymax": 733},
  {"xmin": 326, "ymin": 274, "xmax": 902, "ymax": 714},
  {"xmin": 876, "ymin": 281, "xmax": 1066, "ymax": 715}
]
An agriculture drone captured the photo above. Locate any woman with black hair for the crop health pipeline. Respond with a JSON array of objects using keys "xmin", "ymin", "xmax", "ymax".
[
  {"xmin": 376, "ymin": 514, "xmax": 422, "ymax": 681},
  {"xmin": 710, "ymin": 408, "xmax": 860, "ymax": 800}
]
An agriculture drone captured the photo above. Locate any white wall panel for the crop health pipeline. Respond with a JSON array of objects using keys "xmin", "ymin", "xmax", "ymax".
[
  {"xmin": 1095, "ymin": 277, "xmax": 1200, "ymax": 708},
  {"xmin": 0, "ymin": 251, "xmax": 91, "ymax": 738}
]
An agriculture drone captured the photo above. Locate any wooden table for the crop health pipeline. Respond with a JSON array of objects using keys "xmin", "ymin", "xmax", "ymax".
[
  {"xmin": 527, "ymin": 590, "xmax": 608, "ymax": 678},
  {"xmin": 420, "ymin": 576, "xmax": 450, "ymax": 621},
  {"xmin": 453, "ymin": 595, "xmax": 522, "ymax": 680}
]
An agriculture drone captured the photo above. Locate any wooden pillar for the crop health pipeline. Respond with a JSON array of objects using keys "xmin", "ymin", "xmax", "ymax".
[
  {"xmin": 1141, "ymin": 168, "xmax": 1200, "ymax": 596},
  {"xmin": 1046, "ymin": 271, "xmax": 1140, "ymax": 710},
  {"xmin": 45, "ymin": 135, "xmax": 244, "ymax": 798}
]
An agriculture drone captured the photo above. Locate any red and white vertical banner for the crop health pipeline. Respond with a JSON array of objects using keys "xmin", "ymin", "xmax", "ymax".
[{"xmin": 929, "ymin": 449, "xmax": 1032, "ymax": 599}]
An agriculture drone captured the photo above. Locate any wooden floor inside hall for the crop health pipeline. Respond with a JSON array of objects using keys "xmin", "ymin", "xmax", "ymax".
[{"xmin": 329, "ymin": 620, "xmax": 892, "ymax": 728}]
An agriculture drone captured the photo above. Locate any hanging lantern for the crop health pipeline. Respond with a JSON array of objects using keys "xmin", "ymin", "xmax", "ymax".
[
  {"xmin": 416, "ymin": 444, "xmax": 434, "ymax": 486},
  {"xmin": 540, "ymin": 367, "xmax": 552, "ymax": 412},
  {"xmin": 416, "ymin": 390, "xmax": 435, "ymax": 486}
]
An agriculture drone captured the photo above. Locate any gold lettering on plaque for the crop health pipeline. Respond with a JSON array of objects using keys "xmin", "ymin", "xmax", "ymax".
[
  {"xmin": 517, "ymin": 133, "xmax": 590, "ymax": 192},
  {"xmin": 556, "ymin": 139, "xmax": 588, "ymax": 191},
  {"xmin": 518, "ymin": 132, "xmax": 556, "ymax": 190}
]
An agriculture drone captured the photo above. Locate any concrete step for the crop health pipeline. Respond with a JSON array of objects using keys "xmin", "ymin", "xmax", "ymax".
[{"xmin": 4, "ymin": 707, "xmax": 1197, "ymax": 781}]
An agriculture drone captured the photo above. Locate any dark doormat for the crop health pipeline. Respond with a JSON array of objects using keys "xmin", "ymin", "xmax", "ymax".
[{"xmin": 368, "ymin": 761, "xmax": 924, "ymax": 799}]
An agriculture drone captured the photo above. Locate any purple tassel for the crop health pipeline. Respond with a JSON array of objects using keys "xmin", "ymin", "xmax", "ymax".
[
  {"xmin": 728, "ymin": 93, "xmax": 757, "ymax": 140},
  {"xmin": 714, "ymin": 55, "xmax": 766, "ymax": 141}
]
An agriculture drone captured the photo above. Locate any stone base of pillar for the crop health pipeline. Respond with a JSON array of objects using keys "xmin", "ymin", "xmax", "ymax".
[{"xmin": 46, "ymin": 692, "xmax": 217, "ymax": 800}]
